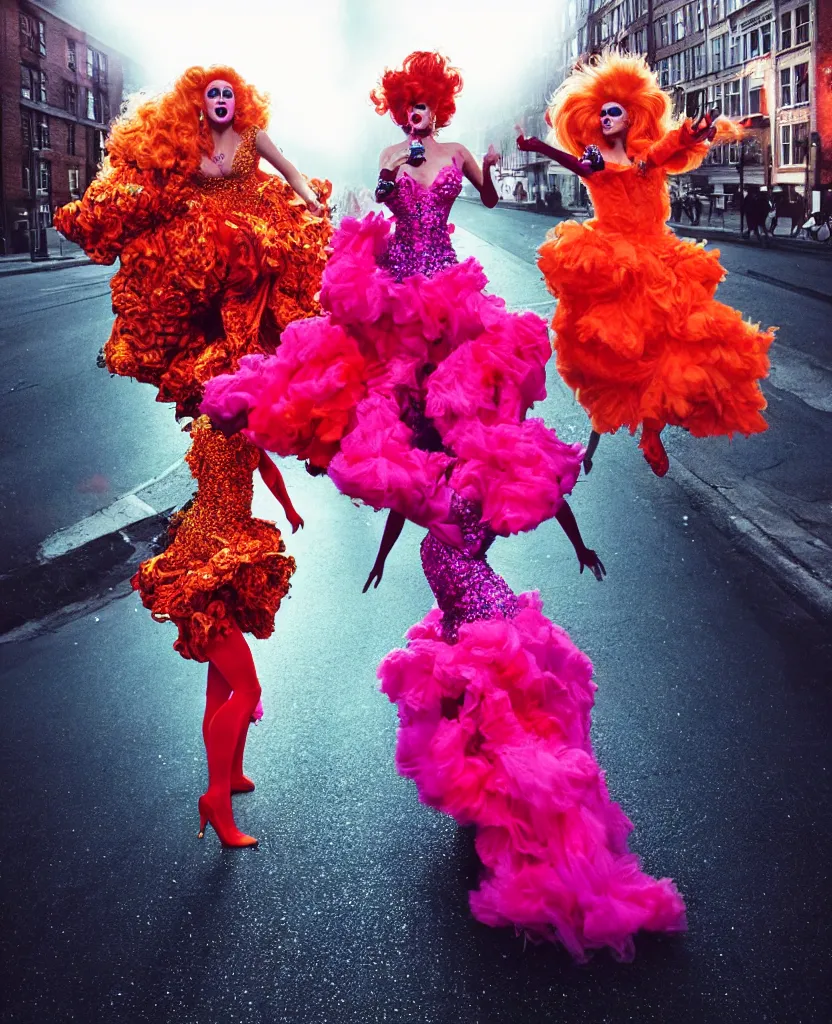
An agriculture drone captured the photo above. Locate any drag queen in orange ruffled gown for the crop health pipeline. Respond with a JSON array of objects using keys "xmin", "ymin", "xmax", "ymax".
[
  {"xmin": 517, "ymin": 51, "xmax": 773, "ymax": 476},
  {"xmin": 55, "ymin": 66, "xmax": 330, "ymax": 847}
]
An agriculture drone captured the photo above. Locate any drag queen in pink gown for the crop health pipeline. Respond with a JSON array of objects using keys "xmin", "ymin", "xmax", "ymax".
[{"xmin": 202, "ymin": 51, "xmax": 686, "ymax": 959}]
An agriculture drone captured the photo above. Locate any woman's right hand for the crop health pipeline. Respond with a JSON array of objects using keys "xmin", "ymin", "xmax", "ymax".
[
  {"xmin": 363, "ymin": 562, "xmax": 384, "ymax": 592},
  {"xmin": 381, "ymin": 141, "xmax": 412, "ymax": 173}
]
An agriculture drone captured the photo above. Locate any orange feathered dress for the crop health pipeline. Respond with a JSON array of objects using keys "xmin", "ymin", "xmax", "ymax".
[
  {"xmin": 55, "ymin": 126, "xmax": 331, "ymax": 416},
  {"xmin": 132, "ymin": 416, "xmax": 295, "ymax": 661},
  {"xmin": 537, "ymin": 128, "xmax": 773, "ymax": 439}
]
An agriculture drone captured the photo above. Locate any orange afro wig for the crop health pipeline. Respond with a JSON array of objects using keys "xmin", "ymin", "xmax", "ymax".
[
  {"xmin": 370, "ymin": 51, "xmax": 463, "ymax": 130},
  {"xmin": 107, "ymin": 65, "xmax": 269, "ymax": 177},
  {"xmin": 547, "ymin": 49, "xmax": 740, "ymax": 164}
]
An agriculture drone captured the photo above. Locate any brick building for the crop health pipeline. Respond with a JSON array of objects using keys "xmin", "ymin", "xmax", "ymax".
[
  {"xmin": 0, "ymin": 0, "xmax": 130, "ymax": 254},
  {"xmin": 491, "ymin": 0, "xmax": 829, "ymax": 214}
]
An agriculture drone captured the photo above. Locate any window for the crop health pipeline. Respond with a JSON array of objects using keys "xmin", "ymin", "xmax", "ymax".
[
  {"xmin": 781, "ymin": 68, "xmax": 792, "ymax": 106},
  {"xmin": 795, "ymin": 63, "xmax": 809, "ymax": 104},
  {"xmin": 21, "ymin": 65, "xmax": 33, "ymax": 101},
  {"xmin": 21, "ymin": 112, "xmax": 32, "ymax": 150},
  {"xmin": 86, "ymin": 88, "xmax": 96, "ymax": 120},
  {"xmin": 22, "ymin": 163, "xmax": 32, "ymax": 195},
  {"xmin": 781, "ymin": 125, "xmax": 791, "ymax": 164},
  {"xmin": 696, "ymin": 0, "xmax": 703, "ymax": 31},
  {"xmin": 674, "ymin": 9, "xmax": 685, "ymax": 42},
  {"xmin": 793, "ymin": 122, "xmax": 809, "ymax": 163},
  {"xmin": 64, "ymin": 82, "xmax": 77, "ymax": 114},
  {"xmin": 656, "ymin": 16, "xmax": 669, "ymax": 48},
  {"xmin": 709, "ymin": 0, "xmax": 721, "ymax": 22},
  {"xmin": 729, "ymin": 35, "xmax": 739, "ymax": 66},
  {"xmin": 729, "ymin": 79, "xmax": 741, "ymax": 117},
  {"xmin": 67, "ymin": 122, "xmax": 76, "ymax": 155},
  {"xmin": 670, "ymin": 52, "xmax": 682, "ymax": 84},
  {"xmin": 37, "ymin": 159, "xmax": 51, "ymax": 194},
  {"xmin": 659, "ymin": 58, "xmax": 670, "ymax": 88},
  {"xmin": 68, "ymin": 167, "xmax": 81, "ymax": 198},
  {"xmin": 20, "ymin": 66, "xmax": 47, "ymax": 104},
  {"xmin": 749, "ymin": 30, "xmax": 760, "ymax": 59},
  {"xmin": 20, "ymin": 14, "xmax": 45, "ymax": 54},
  {"xmin": 693, "ymin": 44, "xmax": 705, "ymax": 77},
  {"xmin": 762, "ymin": 22, "xmax": 771, "ymax": 54},
  {"xmin": 67, "ymin": 38, "xmax": 77, "ymax": 70},
  {"xmin": 780, "ymin": 11, "xmax": 792, "ymax": 49},
  {"xmin": 35, "ymin": 115, "xmax": 49, "ymax": 149},
  {"xmin": 711, "ymin": 34, "xmax": 723, "ymax": 72},
  {"xmin": 795, "ymin": 5, "xmax": 809, "ymax": 46},
  {"xmin": 749, "ymin": 87, "xmax": 762, "ymax": 114}
]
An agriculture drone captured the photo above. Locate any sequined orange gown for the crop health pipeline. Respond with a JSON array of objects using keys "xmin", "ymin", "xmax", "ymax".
[
  {"xmin": 537, "ymin": 132, "xmax": 773, "ymax": 439},
  {"xmin": 55, "ymin": 126, "xmax": 331, "ymax": 416},
  {"xmin": 133, "ymin": 416, "xmax": 295, "ymax": 661}
]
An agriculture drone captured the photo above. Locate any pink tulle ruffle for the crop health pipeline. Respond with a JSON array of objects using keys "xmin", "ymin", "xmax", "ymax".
[{"xmin": 379, "ymin": 592, "xmax": 687, "ymax": 961}]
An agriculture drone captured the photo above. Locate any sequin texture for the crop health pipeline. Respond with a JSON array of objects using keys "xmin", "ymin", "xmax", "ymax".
[
  {"xmin": 378, "ymin": 163, "xmax": 461, "ymax": 281},
  {"xmin": 420, "ymin": 493, "xmax": 519, "ymax": 643},
  {"xmin": 132, "ymin": 416, "xmax": 295, "ymax": 662}
]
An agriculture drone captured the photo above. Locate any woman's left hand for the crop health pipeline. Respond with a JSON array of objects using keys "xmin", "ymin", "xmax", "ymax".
[
  {"xmin": 578, "ymin": 547, "xmax": 606, "ymax": 581},
  {"xmin": 287, "ymin": 509, "xmax": 305, "ymax": 533},
  {"xmin": 306, "ymin": 196, "xmax": 324, "ymax": 216}
]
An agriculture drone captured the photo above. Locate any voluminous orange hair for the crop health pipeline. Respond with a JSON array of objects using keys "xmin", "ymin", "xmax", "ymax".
[
  {"xmin": 548, "ymin": 49, "xmax": 740, "ymax": 162},
  {"xmin": 370, "ymin": 51, "xmax": 463, "ymax": 130},
  {"xmin": 107, "ymin": 65, "xmax": 269, "ymax": 177}
]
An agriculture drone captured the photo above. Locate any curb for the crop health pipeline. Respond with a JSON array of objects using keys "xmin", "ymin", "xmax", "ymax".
[
  {"xmin": 669, "ymin": 457, "xmax": 832, "ymax": 624},
  {"xmin": 0, "ymin": 256, "xmax": 94, "ymax": 277}
]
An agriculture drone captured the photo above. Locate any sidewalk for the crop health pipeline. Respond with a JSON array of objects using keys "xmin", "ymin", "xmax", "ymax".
[
  {"xmin": 467, "ymin": 197, "xmax": 832, "ymax": 260},
  {"xmin": 0, "ymin": 228, "xmax": 92, "ymax": 276}
]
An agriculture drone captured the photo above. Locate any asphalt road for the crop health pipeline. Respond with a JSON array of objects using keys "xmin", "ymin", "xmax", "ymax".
[{"xmin": 0, "ymin": 210, "xmax": 830, "ymax": 1023}]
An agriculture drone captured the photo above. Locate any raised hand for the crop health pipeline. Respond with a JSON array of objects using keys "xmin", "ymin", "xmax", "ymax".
[{"xmin": 483, "ymin": 144, "xmax": 500, "ymax": 169}]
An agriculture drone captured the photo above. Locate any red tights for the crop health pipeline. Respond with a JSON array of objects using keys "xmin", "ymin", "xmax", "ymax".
[{"xmin": 198, "ymin": 626, "xmax": 262, "ymax": 846}]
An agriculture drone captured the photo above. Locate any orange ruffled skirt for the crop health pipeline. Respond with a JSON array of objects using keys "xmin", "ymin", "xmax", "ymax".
[
  {"xmin": 538, "ymin": 222, "xmax": 773, "ymax": 437},
  {"xmin": 133, "ymin": 514, "xmax": 295, "ymax": 662}
]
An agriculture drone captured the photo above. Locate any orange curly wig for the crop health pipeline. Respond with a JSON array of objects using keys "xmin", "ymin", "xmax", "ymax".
[
  {"xmin": 370, "ymin": 51, "xmax": 463, "ymax": 130},
  {"xmin": 107, "ymin": 65, "xmax": 270, "ymax": 177},
  {"xmin": 547, "ymin": 49, "xmax": 740, "ymax": 162}
]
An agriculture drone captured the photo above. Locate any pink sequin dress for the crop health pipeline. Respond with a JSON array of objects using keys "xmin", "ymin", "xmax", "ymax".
[{"xmin": 201, "ymin": 162, "xmax": 687, "ymax": 959}]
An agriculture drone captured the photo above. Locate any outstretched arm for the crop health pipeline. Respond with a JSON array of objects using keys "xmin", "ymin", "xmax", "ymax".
[
  {"xmin": 645, "ymin": 112, "xmax": 718, "ymax": 170},
  {"xmin": 363, "ymin": 510, "xmax": 406, "ymax": 592},
  {"xmin": 516, "ymin": 130, "xmax": 598, "ymax": 178},
  {"xmin": 255, "ymin": 130, "xmax": 323, "ymax": 215},
  {"xmin": 258, "ymin": 451, "xmax": 304, "ymax": 533},
  {"xmin": 460, "ymin": 145, "xmax": 500, "ymax": 209},
  {"xmin": 555, "ymin": 500, "xmax": 606, "ymax": 580}
]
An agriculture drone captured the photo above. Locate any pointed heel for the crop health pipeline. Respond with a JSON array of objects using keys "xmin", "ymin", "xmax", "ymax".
[{"xmin": 197, "ymin": 794, "xmax": 258, "ymax": 848}]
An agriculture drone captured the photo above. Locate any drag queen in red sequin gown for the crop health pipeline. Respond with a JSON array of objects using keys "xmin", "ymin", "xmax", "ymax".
[{"xmin": 55, "ymin": 66, "xmax": 330, "ymax": 848}]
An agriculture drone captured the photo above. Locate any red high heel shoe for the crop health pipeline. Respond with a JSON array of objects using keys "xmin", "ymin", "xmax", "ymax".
[
  {"xmin": 197, "ymin": 793, "xmax": 258, "ymax": 848},
  {"xmin": 230, "ymin": 775, "xmax": 255, "ymax": 794},
  {"xmin": 638, "ymin": 424, "xmax": 669, "ymax": 477}
]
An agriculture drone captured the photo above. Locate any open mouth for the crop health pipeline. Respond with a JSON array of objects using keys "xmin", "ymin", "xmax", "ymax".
[
  {"xmin": 411, "ymin": 113, "xmax": 422, "ymax": 124},
  {"xmin": 215, "ymin": 106, "xmax": 228, "ymax": 118}
]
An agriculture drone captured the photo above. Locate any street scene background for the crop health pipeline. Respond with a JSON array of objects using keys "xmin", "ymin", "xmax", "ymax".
[{"xmin": 1, "ymin": 1, "xmax": 831, "ymax": 1023}]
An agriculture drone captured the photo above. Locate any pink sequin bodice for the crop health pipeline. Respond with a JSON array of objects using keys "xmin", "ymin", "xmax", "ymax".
[
  {"xmin": 421, "ymin": 493, "xmax": 519, "ymax": 643},
  {"xmin": 379, "ymin": 163, "xmax": 462, "ymax": 280}
]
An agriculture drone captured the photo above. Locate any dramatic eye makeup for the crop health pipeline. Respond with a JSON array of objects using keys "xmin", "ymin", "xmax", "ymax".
[{"xmin": 600, "ymin": 106, "xmax": 624, "ymax": 118}]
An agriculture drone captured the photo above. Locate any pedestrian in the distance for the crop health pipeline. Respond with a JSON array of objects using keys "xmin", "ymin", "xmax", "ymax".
[{"xmin": 517, "ymin": 50, "xmax": 773, "ymax": 476}]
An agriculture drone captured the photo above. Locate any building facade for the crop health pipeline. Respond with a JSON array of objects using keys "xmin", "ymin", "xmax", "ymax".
[
  {"xmin": 0, "ymin": 0, "xmax": 128, "ymax": 254},
  {"xmin": 494, "ymin": 0, "xmax": 828, "ymax": 213}
]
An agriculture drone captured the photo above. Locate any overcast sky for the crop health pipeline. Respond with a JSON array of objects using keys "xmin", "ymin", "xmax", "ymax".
[{"xmin": 58, "ymin": 0, "xmax": 564, "ymax": 185}]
